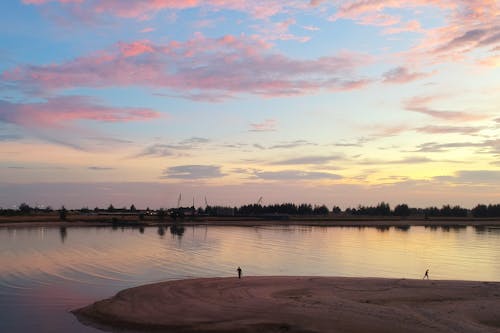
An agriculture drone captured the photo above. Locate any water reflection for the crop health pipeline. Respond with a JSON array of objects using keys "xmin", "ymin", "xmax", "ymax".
[
  {"xmin": 394, "ymin": 225, "xmax": 410, "ymax": 232},
  {"xmin": 59, "ymin": 227, "xmax": 67, "ymax": 243},
  {"xmin": 425, "ymin": 225, "xmax": 467, "ymax": 232},
  {"xmin": 474, "ymin": 226, "xmax": 500, "ymax": 234},
  {"xmin": 170, "ymin": 224, "xmax": 185, "ymax": 237}
]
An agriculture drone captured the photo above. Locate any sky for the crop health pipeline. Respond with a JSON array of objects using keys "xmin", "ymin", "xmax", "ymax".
[{"xmin": 0, "ymin": 0, "xmax": 499, "ymax": 209}]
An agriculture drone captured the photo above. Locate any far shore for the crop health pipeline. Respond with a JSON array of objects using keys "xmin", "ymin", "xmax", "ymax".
[
  {"xmin": 1, "ymin": 214, "xmax": 500, "ymax": 228},
  {"xmin": 74, "ymin": 276, "xmax": 500, "ymax": 333}
]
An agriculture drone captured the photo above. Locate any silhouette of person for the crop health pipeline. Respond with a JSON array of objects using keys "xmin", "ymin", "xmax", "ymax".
[
  {"xmin": 237, "ymin": 266, "xmax": 242, "ymax": 279},
  {"xmin": 423, "ymin": 269, "xmax": 429, "ymax": 280}
]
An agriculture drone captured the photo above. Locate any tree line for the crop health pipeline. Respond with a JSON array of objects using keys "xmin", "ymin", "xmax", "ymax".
[{"xmin": 2, "ymin": 202, "xmax": 500, "ymax": 218}]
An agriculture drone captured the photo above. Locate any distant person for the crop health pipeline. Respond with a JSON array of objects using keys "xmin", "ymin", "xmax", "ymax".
[
  {"xmin": 237, "ymin": 266, "xmax": 242, "ymax": 279},
  {"xmin": 423, "ymin": 269, "xmax": 429, "ymax": 280}
]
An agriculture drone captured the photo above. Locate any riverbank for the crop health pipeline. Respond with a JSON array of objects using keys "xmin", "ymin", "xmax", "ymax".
[
  {"xmin": 1, "ymin": 214, "xmax": 500, "ymax": 228},
  {"xmin": 74, "ymin": 276, "xmax": 500, "ymax": 333}
]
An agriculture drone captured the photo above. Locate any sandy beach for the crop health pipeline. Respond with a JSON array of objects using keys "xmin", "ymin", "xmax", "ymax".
[{"xmin": 74, "ymin": 276, "xmax": 500, "ymax": 333}]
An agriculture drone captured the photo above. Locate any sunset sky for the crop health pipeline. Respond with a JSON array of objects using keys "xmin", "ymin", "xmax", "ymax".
[{"xmin": 0, "ymin": 0, "xmax": 499, "ymax": 209}]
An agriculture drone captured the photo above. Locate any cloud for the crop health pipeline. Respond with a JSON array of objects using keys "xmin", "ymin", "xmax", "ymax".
[
  {"xmin": 383, "ymin": 20, "xmax": 422, "ymax": 34},
  {"xmin": 359, "ymin": 156, "xmax": 434, "ymax": 165},
  {"xmin": 136, "ymin": 144, "xmax": 174, "ymax": 158},
  {"xmin": 413, "ymin": 139, "xmax": 500, "ymax": 154},
  {"xmin": 414, "ymin": 141, "xmax": 476, "ymax": 153},
  {"xmin": 0, "ymin": 96, "xmax": 160, "ymax": 129},
  {"xmin": 86, "ymin": 136, "xmax": 133, "ymax": 145},
  {"xmin": 180, "ymin": 137, "xmax": 210, "ymax": 145},
  {"xmin": 414, "ymin": 125, "xmax": 484, "ymax": 135},
  {"xmin": 269, "ymin": 155, "xmax": 342, "ymax": 165},
  {"xmin": 435, "ymin": 26, "xmax": 500, "ymax": 54},
  {"xmin": 0, "ymin": 133, "xmax": 22, "ymax": 141},
  {"xmin": 382, "ymin": 66, "xmax": 430, "ymax": 84},
  {"xmin": 334, "ymin": 137, "xmax": 369, "ymax": 147},
  {"xmin": 163, "ymin": 165, "xmax": 225, "ymax": 179},
  {"xmin": 434, "ymin": 170, "xmax": 500, "ymax": 184},
  {"xmin": 329, "ymin": 1, "xmax": 499, "ymax": 63},
  {"xmin": 136, "ymin": 137, "xmax": 210, "ymax": 157},
  {"xmin": 249, "ymin": 119, "xmax": 277, "ymax": 132},
  {"xmin": 119, "ymin": 40, "xmax": 154, "ymax": 57},
  {"xmin": 22, "ymin": 0, "xmax": 320, "ymax": 21},
  {"xmin": 303, "ymin": 25, "xmax": 320, "ymax": 31},
  {"xmin": 269, "ymin": 140, "xmax": 317, "ymax": 149},
  {"xmin": 404, "ymin": 96, "xmax": 489, "ymax": 121},
  {"xmin": 253, "ymin": 170, "xmax": 342, "ymax": 180},
  {"xmin": 140, "ymin": 27, "xmax": 155, "ymax": 33},
  {"xmin": 88, "ymin": 166, "xmax": 114, "ymax": 171},
  {"xmin": 3, "ymin": 35, "xmax": 371, "ymax": 100}
]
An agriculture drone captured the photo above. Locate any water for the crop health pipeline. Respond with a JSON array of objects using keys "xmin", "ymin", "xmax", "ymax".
[{"xmin": 1, "ymin": 225, "xmax": 499, "ymax": 332}]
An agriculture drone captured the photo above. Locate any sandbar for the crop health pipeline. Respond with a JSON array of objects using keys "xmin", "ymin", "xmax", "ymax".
[{"xmin": 73, "ymin": 276, "xmax": 500, "ymax": 333}]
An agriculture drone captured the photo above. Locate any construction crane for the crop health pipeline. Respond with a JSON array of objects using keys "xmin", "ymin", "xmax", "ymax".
[{"xmin": 257, "ymin": 196, "xmax": 263, "ymax": 205}]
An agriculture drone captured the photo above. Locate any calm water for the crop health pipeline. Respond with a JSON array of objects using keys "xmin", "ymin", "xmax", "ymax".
[{"xmin": 1, "ymin": 225, "xmax": 499, "ymax": 332}]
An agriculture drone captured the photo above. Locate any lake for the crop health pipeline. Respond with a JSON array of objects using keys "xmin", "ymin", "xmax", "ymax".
[{"xmin": 1, "ymin": 225, "xmax": 499, "ymax": 332}]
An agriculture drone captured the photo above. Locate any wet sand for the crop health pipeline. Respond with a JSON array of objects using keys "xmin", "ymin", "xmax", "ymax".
[{"xmin": 74, "ymin": 276, "xmax": 500, "ymax": 333}]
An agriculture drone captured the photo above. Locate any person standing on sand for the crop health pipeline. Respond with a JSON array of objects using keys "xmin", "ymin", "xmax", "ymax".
[
  {"xmin": 237, "ymin": 266, "xmax": 242, "ymax": 279},
  {"xmin": 423, "ymin": 269, "xmax": 429, "ymax": 280}
]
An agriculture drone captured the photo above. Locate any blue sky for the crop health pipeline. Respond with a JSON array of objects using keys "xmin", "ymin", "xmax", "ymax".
[{"xmin": 0, "ymin": 0, "xmax": 499, "ymax": 209}]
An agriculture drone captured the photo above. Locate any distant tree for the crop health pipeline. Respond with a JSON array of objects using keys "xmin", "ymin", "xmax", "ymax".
[
  {"xmin": 298, "ymin": 203, "xmax": 313, "ymax": 215},
  {"xmin": 59, "ymin": 206, "xmax": 67, "ymax": 220},
  {"xmin": 313, "ymin": 204, "xmax": 329, "ymax": 215},
  {"xmin": 332, "ymin": 206, "xmax": 342, "ymax": 214},
  {"xmin": 472, "ymin": 204, "xmax": 488, "ymax": 217},
  {"xmin": 157, "ymin": 208, "xmax": 166, "ymax": 221},
  {"xmin": 107, "ymin": 204, "xmax": 115, "ymax": 212},
  {"xmin": 376, "ymin": 202, "xmax": 391, "ymax": 216},
  {"xmin": 18, "ymin": 202, "xmax": 32, "ymax": 215},
  {"xmin": 394, "ymin": 204, "xmax": 410, "ymax": 217},
  {"xmin": 130, "ymin": 204, "xmax": 136, "ymax": 212}
]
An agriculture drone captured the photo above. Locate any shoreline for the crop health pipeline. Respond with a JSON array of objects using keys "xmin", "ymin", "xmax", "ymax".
[
  {"xmin": 74, "ymin": 276, "xmax": 500, "ymax": 333},
  {"xmin": 2, "ymin": 218, "xmax": 500, "ymax": 228}
]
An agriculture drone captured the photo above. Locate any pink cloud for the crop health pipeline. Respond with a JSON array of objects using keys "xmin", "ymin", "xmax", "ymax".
[
  {"xmin": 249, "ymin": 119, "xmax": 277, "ymax": 132},
  {"xmin": 22, "ymin": 0, "xmax": 83, "ymax": 3},
  {"xmin": 330, "ymin": 1, "xmax": 499, "ymax": 63},
  {"xmin": 0, "ymin": 96, "xmax": 160, "ymax": 129},
  {"xmin": 383, "ymin": 20, "xmax": 422, "ymax": 34},
  {"xmin": 140, "ymin": 27, "xmax": 155, "ymax": 33},
  {"xmin": 252, "ymin": 18, "xmax": 312, "ymax": 43},
  {"xmin": 22, "ymin": 0, "xmax": 315, "ymax": 20},
  {"xmin": 382, "ymin": 66, "xmax": 431, "ymax": 83},
  {"xmin": 118, "ymin": 40, "xmax": 154, "ymax": 57},
  {"xmin": 404, "ymin": 96, "xmax": 490, "ymax": 122},
  {"xmin": 3, "ymin": 35, "xmax": 371, "ymax": 100},
  {"xmin": 414, "ymin": 125, "xmax": 483, "ymax": 134}
]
